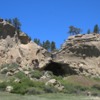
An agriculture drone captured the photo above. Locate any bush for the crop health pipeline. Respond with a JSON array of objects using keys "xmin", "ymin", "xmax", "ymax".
[
  {"xmin": 11, "ymin": 83, "xmax": 28, "ymax": 95},
  {"xmin": 0, "ymin": 63, "xmax": 19, "ymax": 70},
  {"xmin": 30, "ymin": 70, "xmax": 44, "ymax": 79},
  {"xmin": 59, "ymin": 80, "xmax": 88, "ymax": 94},
  {"xmin": 44, "ymin": 85, "xmax": 58, "ymax": 93},
  {"xmin": 52, "ymin": 75, "xmax": 63, "ymax": 80},
  {"xmin": 0, "ymin": 82, "xmax": 7, "ymax": 91},
  {"xmin": 0, "ymin": 68, "xmax": 8, "ymax": 74},
  {"xmin": 92, "ymin": 84, "xmax": 100, "ymax": 90},
  {"xmin": 11, "ymin": 75, "xmax": 45, "ymax": 95},
  {"xmin": 27, "ymin": 88, "xmax": 44, "ymax": 95},
  {"xmin": 14, "ymin": 71, "xmax": 26, "ymax": 79}
]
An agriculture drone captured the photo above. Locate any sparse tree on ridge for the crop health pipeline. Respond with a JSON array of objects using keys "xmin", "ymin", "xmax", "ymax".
[
  {"xmin": 51, "ymin": 41, "xmax": 56, "ymax": 51},
  {"xmin": 12, "ymin": 18, "xmax": 21, "ymax": 31},
  {"xmin": 5, "ymin": 18, "xmax": 12, "ymax": 24},
  {"xmin": 34, "ymin": 38, "xmax": 41, "ymax": 45},
  {"xmin": 87, "ymin": 29, "xmax": 91, "ymax": 34},
  {"xmin": 93, "ymin": 24, "xmax": 99, "ymax": 33},
  {"xmin": 43, "ymin": 40, "xmax": 51, "ymax": 51},
  {"xmin": 68, "ymin": 26, "xmax": 82, "ymax": 35},
  {"xmin": 5, "ymin": 18, "xmax": 21, "ymax": 31}
]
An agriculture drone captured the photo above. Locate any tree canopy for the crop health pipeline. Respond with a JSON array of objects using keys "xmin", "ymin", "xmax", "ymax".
[
  {"xmin": 93, "ymin": 24, "xmax": 99, "ymax": 33},
  {"xmin": 5, "ymin": 18, "xmax": 21, "ymax": 31},
  {"xmin": 34, "ymin": 38, "xmax": 56, "ymax": 52},
  {"xmin": 68, "ymin": 26, "xmax": 82, "ymax": 35}
]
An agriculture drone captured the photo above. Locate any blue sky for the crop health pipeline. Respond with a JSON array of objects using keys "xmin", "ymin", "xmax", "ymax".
[{"xmin": 0, "ymin": 0, "xmax": 100, "ymax": 48}]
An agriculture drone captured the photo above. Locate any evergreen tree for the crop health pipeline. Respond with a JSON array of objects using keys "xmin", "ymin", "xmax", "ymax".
[
  {"xmin": 34, "ymin": 38, "xmax": 41, "ymax": 45},
  {"xmin": 68, "ymin": 26, "xmax": 82, "ymax": 35},
  {"xmin": 51, "ymin": 41, "xmax": 56, "ymax": 51},
  {"xmin": 5, "ymin": 19, "xmax": 12, "ymax": 24},
  {"xmin": 93, "ymin": 24, "xmax": 99, "ymax": 33},
  {"xmin": 87, "ymin": 29, "xmax": 91, "ymax": 34},
  {"xmin": 43, "ymin": 40, "xmax": 50, "ymax": 51},
  {"xmin": 42, "ymin": 41, "xmax": 45, "ymax": 48},
  {"xmin": 12, "ymin": 18, "xmax": 21, "ymax": 30}
]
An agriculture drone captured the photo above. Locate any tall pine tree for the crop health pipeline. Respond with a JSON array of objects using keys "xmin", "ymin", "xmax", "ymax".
[
  {"xmin": 12, "ymin": 18, "xmax": 21, "ymax": 31},
  {"xmin": 93, "ymin": 24, "xmax": 99, "ymax": 33},
  {"xmin": 51, "ymin": 41, "xmax": 56, "ymax": 51}
]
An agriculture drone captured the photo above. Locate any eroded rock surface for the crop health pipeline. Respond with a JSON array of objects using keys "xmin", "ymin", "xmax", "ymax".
[
  {"xmin": 0, "ymin": 18, "xmax": 52, "ymax": 69},
  {"xmin": 53, "ymin": 34, "xmax": 100, "ymax": 77}
]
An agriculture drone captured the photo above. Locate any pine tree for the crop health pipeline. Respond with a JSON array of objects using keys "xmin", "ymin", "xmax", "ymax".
[
  {"xmin": 5, "ymin": 19, "xmax": 12, "ymax": 24},
  {"xmin": 87, "ymin": 29, "xmax": 91, "ymax": 34},
  {"xmin": 12, "ymin": 18, "xmax": 21, "ymax": 30},
  {"xmin": 93, "ymin": 24, "xmax": 99, "ymax": 33},
  {"xmin": 45, "ymin": 40, "xmax": 51, "ymax": 51},
  {"xmin": 34, "ymin": 38, "xmax": 41, "ymax": 45},
  {"xmin": 51, "ymin": 41, "xmax": 56, "ymax": 51},
  {"xmin": 68, "ymin": 26, "xmax": 82, "ymax": 35}
]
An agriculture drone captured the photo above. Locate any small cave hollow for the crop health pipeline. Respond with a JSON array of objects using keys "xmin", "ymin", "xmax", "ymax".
[{"xmin": 43, "ymin": 62, "xmax": 77, "ymax": 76}]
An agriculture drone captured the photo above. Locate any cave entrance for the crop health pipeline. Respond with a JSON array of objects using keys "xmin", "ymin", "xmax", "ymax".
[{"xmin": 43, "ymin": 62, "xmax": 77, "ymax": 76}]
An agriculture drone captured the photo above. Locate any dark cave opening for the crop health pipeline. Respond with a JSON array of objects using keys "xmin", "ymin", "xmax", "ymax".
[{"xmin": 44, "ymin": 62, "xmax": 77, "ymax": 76}]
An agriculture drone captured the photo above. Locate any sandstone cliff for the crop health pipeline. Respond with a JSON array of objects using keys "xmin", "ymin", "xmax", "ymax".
[
  {"xmin": 0, "ymin": 18, "xmax": 100, "ymax": 78},
  {"xmin": 0, "ymin": 18, "xmax": 52, "ymax": 69},
  {"xmin": 52, "ymin": 34, "xmax": 100, "ymax": 77}
]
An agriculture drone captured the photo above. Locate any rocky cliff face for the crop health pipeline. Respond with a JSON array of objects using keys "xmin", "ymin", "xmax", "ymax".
[
  {"xmin": 0, "ymin": 18, "xmax": 52, "ymax": 69},
  {"xmin": 52, "ymin": 34, "xmax": 100, "ymax": 77},
  {"xmin": 0, "ymin": 18, "xmax": 100, "ymax": 78}
]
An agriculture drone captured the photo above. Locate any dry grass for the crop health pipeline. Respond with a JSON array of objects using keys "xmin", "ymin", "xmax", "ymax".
[{"xmin": 63, "ymin": 75, "xmax": 100, "ymax": 87}]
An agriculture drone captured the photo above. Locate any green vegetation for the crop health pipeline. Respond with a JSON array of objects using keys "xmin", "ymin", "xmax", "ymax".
[
  {"xmin": 1, "ymin": 71, "xmax": 100, "ymax": 95},
  {"xmin": 30, "ymin": 70, "xmax": 44, "ymax": 79},
  {"xmin": 0, "ymin": 63, "xmax": 19, "ymax": 70},
  {"xmin": 51, "ymin": 41, "xmax": 56, "ymax": 52},
  {"xmin": 34, "ymin": 38, "xmax": 56, "ymax": 51},
  {"xmin": 0, "ymin": 92, "xmax": 96, "ymax": 100},
  {"xmin": 68, "ymin": 25, "xmax": 82, "ymax": 35},
  {"xmin": 0, "ymin": 63, "xmax": 19, "ymax": 74},
  {"xmin": 0, "ymin": 64, "xmax": 100, "ymax": 96},
  {"xmin": 87, "ymin": 29, "xmax": 91, "ymax": 34},
  {"xmin": 5, "ymin": 18, "xmax": 21, "ymax": 31},
  {"xmin": 93, "ymin": 24, "xmax": 99, "ymax": 33}
]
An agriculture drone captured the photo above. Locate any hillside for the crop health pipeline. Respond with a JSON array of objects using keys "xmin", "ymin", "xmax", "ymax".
[
  {"xmin": 47, "ymin": 34, "xmax": 100, "ymax": 78},
  {"xmin": 0, "ymin": 18, "xmax": 51, "ymax": 70},
  {"xmin": 0, "ymin": 18, "xmax": 100, "ymax": 96}
]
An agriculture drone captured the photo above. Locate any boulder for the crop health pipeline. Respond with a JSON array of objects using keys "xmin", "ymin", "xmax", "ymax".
[
  {"xmin": 45, "ymin": 79, "xmax": 64, "ymax": 91},
  {"xmin": 6, "ymin": 86, "xmax": 13, "ymax": 92},
  {"xmin": 45, "ymin": 79, "xmax": 57, "ymax": 86},
  {"xmin": 6, "ymin": 72, "xmax": 13, "ymax": 76}
]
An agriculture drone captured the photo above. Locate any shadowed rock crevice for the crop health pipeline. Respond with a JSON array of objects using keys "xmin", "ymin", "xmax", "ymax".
[{"xmin": 44, "ymin": 62, "xmax": 77, "ymax": 76}]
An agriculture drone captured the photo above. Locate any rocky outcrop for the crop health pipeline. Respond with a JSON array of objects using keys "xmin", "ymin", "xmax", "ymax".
[
  {"xmin": 45, "ymin": 79, "xmax": 64, "ymax": 91},
  {"xmin": 0, "ymin": 18, "xmax": 100, "ymax": 78},
  {"xmin": 53, "ymin": 34, "xmax": 100, "ymax": 78},
  {"xmin": 0, "ymin": 18, "xmax": 52, "ymax": 69}
]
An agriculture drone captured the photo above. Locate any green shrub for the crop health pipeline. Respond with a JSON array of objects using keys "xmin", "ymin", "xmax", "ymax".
[
  {"xmin": 92, "ymin": 84, "xmax": 100, "ymax": 90},
  {"xmin": 11, "ymin": 75, "xmax": 45, "ymax": 95},
  {"xmin": 0, "ymin": 68, "xmax": 8, "ymax": 74},
  {"xmin": 30, "ymin": 70, "xmax": 44, "ymax": 79},
  {"xmin": 59, "ymin": 80, "xmax": 88, "ymax": 94},
  {"xmin": 27, "ymin": 88, "xmax": 44, "ymax": 95},
  {"xmin": 14, "ymin": 71, "xmax": 26, "ymax": 79},
  {"xmin": 0, "ymin": 63, "xmax": 19, "ymax": 70},
  {"xmin": 44, "ymin": 85, "xmax": 58, "ymax": 93},
  {"xmin": 0, "ymin": 82, "xmax": 7, "ymax": 91},
  {"xmin": 52, "ymin": 75, "xmax": 63, "ymax": 80},
  {"xmin": 11, "ymin": 83, "xmax": 28, "ymax": 95}
]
